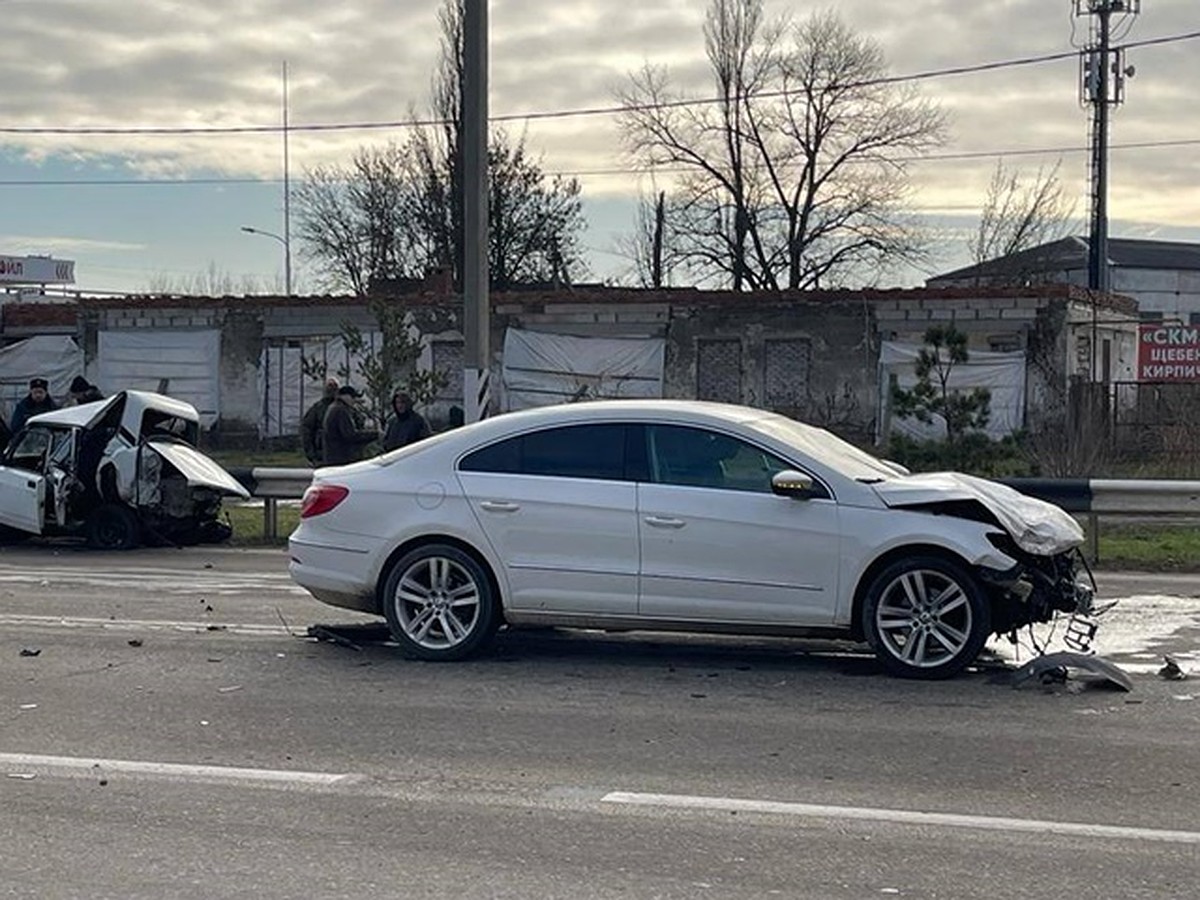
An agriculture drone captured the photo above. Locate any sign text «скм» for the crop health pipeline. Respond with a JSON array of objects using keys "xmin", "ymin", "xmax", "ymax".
[{"xmin": 1138, "ymin": 325, "xmax": 1200, "ymax": 381}]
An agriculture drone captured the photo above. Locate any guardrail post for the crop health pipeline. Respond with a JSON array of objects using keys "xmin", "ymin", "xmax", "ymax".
[
  {"xmin": 263, "ymin": 498, "xmax": 278, "ymax": 540},
  {"xmin": 1087, "ymin": 512, "xmax": 1100, "ymax": 565}
]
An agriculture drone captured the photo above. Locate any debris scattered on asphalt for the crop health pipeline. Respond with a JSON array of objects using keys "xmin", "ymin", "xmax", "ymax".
[
  {"xmin": 1173, "ymin": 695, "xmax": 1195, "ymax": 702},
  {"xmin": 199, "ymin": 720, "xmax": 210, "ymax": 726},
  {"xmin": 18, "ymin": 703, "xmax": 37, "ymax": 710},
  {"xmin": 206, "ymin": 656, "xmax": 223, "ymax": 663},
  {"xmin": 1158, "ymin": 655, "xmax": 1189, "ymax": 681},
  {"xmin": 217, "ymin": 685, "xmax": 242, "ymax": 693},
  {"xmin": 204, "ymin": 563, "xmax": 213, "ymax": 569},
  {"xmin": 206, "ymin": 625, "xmax": 226, "ymax": 632},
  {"xmin": 6, "ymin": 773, "xmax": 36, "ymax": 780},
  {"xmin": 18, "ymin": 647, "xmax": 40, "ymax": 657},
  {"xmin": 127, "ymin": 639, "xmax": 143, "ymax": 648},
  {"xmin": 99, "ymin": 778, "xmax": 108, "ymax": 787},
  {"xmin": 307, "ymin": 624, "xmax": 363, "ymax": 651},
  {"xmin": 1007, "ymin": 652, "xmax": 1133, "ymax": 692}
]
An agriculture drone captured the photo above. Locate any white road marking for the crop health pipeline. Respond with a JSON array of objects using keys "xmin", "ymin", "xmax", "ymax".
[
  {"xmin": 0, "ymin": 613, "xmax": 293, "ymax": 637},
  {"xmin": 602, "ymin": 791, "xmax": 1200, "ymax": 845},
  {"xmin": 0, "ymin": 752, "xmax": 359, "ymax": 787}
]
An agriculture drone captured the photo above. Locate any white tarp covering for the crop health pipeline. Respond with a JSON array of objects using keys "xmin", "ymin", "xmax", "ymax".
[
  {"xmin": 257, "ymin": 333, "xmax": 384, "ymax": 438},
  {"xmin": 502, "ymin": 328, "xmax": 665, "ymax": 411},
  {"xmin": 880, "ymin": 341, "xmax": 1025, "ymax": 441},
  {"xmin": 98, "ymin": 330, "xmax": 220, "ymax": 427},
  {"xmin": 0, "ymin": 335, "xmax": 84, "ymax": 424}
]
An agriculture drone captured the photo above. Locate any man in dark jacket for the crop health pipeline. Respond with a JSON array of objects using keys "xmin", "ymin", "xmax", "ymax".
[
  {"xmin": 382, "ymin": 391, "xmax": 431, "ymax": 451},
  {"xmin": 10, "ymin": 377, "xmax": 58, "ymax": 433},
  {"xmin": 301, "ymin": 378, "xmax": 338, "ymax": 465},
  {"xmin": 321, "ymin": 385, "xmax": 378, "ymax": 466},
  {"xmin": 67, "ymin": 375, "xmax": 104, "ymax": 406}
]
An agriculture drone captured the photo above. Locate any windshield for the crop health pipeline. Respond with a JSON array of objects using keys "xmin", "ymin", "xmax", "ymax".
[{"xmin": 747, "ymin": 415, "xmax": 903, "ymax": 483}]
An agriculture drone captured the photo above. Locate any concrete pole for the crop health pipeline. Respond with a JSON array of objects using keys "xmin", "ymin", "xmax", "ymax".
[{"xmin": 462, "ymin": 0, "xmax": 491, "ymax": 421}]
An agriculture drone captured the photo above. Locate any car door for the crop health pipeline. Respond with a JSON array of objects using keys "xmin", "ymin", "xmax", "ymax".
[
  {"xmin": 457, "ymin": 423, "xmax": 642, "ymax": 616},
  {"xmin": 0, "ymin": 428, "xmax": 50, "ymax": 534},
  {"xmin": 637, "ymin": 424, "xmax": 840, "ymax": 625}
]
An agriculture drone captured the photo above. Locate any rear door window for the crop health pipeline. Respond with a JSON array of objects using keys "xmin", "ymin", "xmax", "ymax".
[{"xmin": 461, "ymin": 424, "xmax": 642, "ymax": 481}]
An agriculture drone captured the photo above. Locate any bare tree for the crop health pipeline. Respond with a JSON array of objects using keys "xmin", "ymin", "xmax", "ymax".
[
  {"xmin": 970, "ymin": 160, "xmax": 1075, "ymax": 270},
  {"xmin": 616, "ymin": 190, "xmax": 684, "ymax": 288},
  {"xmin": 617, "ymin": 2, "xmax": 945, "ymax": 291},
  {"xmin": 293, "ymin": 0, "xmax": 586, "ymax": 295}
]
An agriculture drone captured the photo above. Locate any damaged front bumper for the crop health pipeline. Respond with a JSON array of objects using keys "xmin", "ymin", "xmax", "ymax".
[{"xmin": 978, "ymin": 545, "xmax": 1102, "ymax": 650}]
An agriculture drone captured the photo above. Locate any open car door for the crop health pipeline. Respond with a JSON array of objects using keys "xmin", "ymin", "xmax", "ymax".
[{"xmin": 0, "ymin": 430, "xmax": 49, "ymax": 534}]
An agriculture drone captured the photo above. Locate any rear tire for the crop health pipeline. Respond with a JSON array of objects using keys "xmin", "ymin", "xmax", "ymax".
[
  {"xmin": 86, "ymin": 503, "xmax": 141, "ymax": 551},
  {"xmin": 862, "ymin": 554, "xmax": 990, "ymax": 679},
  {"xmin": 381, "ymin": 544, "xmax": 498, "ymax": 661}
]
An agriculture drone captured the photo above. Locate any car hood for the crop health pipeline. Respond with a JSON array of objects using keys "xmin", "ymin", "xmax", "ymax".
[
  {"xmin": 872, "ymin": 472, "xmax": 1084, "ymax": 556},
  {"xmin": 148, "ymin": 440, "xmax": 251, "ymax": 499}
]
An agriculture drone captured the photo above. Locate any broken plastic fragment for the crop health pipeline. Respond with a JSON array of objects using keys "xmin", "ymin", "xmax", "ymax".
[{"xmin": 1008, "ymin": 652, "xmax": 1133, "ymax": 692}]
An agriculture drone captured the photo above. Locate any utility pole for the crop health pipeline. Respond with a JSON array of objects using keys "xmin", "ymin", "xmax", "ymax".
[
  {"xmin": 1076, "ymin": 1, "xmax": 1140, "ymax": 294},
  {"xmin": 462, "ymin": 0, "xmax": 491, "ymax": 422},
  {"xmin": 282, "ymin": 60, "xmax": 292, "ymax": 297}
]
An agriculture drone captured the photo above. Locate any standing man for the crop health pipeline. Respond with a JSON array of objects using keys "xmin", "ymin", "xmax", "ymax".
[
  {"xmin": 301, "ymin": 378, "xmax": 339, "ymax": 466},
  {"xmin": 382, "ymin": 390, "xmax": 431, "ymax": 451},
  {"xmin": 66, "ymin": 376, "xmax": 104, "ymax": 406},
  {"xmin": 10, "ymin": 377, "xmax": 58, "ymax": 433},
  {"xmin": 322, "ymin": 385, "xmax": 378, "ymax": 466}
]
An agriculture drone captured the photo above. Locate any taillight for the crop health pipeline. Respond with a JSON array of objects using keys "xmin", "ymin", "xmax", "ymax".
[{"xmin": 300, "ymin": 484, "xmax": 350, "ymax": 518}]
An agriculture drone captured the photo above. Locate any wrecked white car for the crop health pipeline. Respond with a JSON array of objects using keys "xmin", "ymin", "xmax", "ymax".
[
  {"xmin": 290, "ymin": 400, "xmax": 1097, "ymax": 679},
  {"xmin": 0, "ymin": 390, "xmax": 249, "ymax": 549}
]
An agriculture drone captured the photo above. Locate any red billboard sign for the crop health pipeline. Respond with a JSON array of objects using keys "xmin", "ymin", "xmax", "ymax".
[{"xmin": 1138, "ymin": 324, "xmax": 1200, "ymax": 382}]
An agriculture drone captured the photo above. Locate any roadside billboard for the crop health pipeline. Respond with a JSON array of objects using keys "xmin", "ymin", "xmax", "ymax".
[
  {"xmin": 1138, "ymin": 323, "xmax": 1200, "ymax": 382},
  {"xmin": 0, "ymin": 255, "xmax": 75, "ymax": 285}
]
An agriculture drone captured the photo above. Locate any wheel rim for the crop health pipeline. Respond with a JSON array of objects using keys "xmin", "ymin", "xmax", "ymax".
[
  {"xmin": 393, "ymin": 556, "xmax": 482, "ymax": 650},
  {"xmin": 875, "ymin": 568, "xmax": 973, "ymax": 669},
  {"xmin": 95, "ymin": 513, "xmax": 130, "ymax": 547}
]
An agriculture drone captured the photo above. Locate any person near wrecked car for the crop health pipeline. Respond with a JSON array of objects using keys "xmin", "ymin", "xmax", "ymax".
[
  {"xmin": 382, "ymin": 390, "xmax": 430, "ymax": 452},
  {"xmin": 10, "ymin": 377, "xmax": 58, "ymax": 433},
  {"xmin": 322, "ymin": 385, "xmax": 379, "ymax": 466},
  {"xmin": 301, "ymin": 378, "xmax": 339, "ymax": 465},
  {"xmin": 66, "ymin": 376, "xmax": 104, "ymax": 406}
]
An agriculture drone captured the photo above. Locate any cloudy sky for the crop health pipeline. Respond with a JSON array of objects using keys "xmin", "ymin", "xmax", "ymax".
[{"xmin": 0, "ymin": 0, "xmax": 1196, "ymax": 293}]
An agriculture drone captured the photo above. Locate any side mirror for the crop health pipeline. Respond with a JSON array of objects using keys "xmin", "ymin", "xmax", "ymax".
[{"xmin": 771, "ymin": 469, "xmax": 814, "ymax": 499}]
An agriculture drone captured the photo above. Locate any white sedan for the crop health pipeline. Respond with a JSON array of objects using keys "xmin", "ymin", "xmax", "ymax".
[{"xmin": 288, "ymin": 400, "xmax": 1091, "ymax": 678}]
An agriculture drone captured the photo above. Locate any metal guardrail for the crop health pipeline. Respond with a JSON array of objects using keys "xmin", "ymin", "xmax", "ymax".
[{"xmin": 238, "ymin": 468, "xmax": 1200, "ymax": 557}]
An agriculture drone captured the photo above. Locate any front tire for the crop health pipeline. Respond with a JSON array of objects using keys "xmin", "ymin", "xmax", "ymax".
[
  {"xmin": 381, "ymin": 544, "xmax": 499, "ymax": 661},
  {"xmin": 86, "ymin": 503, "xmax": 141, "ymax": 551},
  {"xmin": 862, "ymin": 555, "xmax": 990, "ymax": 679}
]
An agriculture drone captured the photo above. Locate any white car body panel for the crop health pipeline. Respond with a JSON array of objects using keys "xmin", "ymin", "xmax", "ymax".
[
  {"xmin": 637, "ymin": 483, "xmax": 840, "ymax": 625},
  {"xmin": 872, "ymin": 472, "xmax": 1083, "ymax": 555},
  {"xmin": 0, "ymin": 466, "xmax": 44, "ymax": 533},
  {"xmin": 459, "ymin": 471, "xmax": 638, "ymax": 615},
  {"xmin": 149, "ymin": 441, "xmax": 250, "ymax": 498}
]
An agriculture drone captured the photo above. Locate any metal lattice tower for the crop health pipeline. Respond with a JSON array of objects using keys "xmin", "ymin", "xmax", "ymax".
[{"xmin": 1075, "ymin": 1, "xmax": 1141, "ymax": 293}]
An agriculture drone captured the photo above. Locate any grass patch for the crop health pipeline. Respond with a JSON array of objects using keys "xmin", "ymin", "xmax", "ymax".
[
  {"xmin": 1096, "ymin": 523, "xmax": 1200, "ymax": 571},
  {"xmin": 225, "ymin": 503, "xmax": 301, "ymax": 546}
]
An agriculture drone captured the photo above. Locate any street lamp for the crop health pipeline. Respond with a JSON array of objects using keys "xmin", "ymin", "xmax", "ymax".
[{"xmin": 240, "ymin": 225, "xmax": 292, "ymax": 296}]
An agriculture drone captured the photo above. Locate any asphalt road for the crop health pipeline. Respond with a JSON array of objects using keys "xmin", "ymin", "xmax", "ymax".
[{"xmin": 1, "ymin": 545, "xmax": 1198, "ymax": 899}]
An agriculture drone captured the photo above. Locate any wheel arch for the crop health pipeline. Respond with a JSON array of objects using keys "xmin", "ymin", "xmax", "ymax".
[
  {"xmin": 848, "ymin": 543, "xmax": 976, "ymax": 642},
  {"xmin": 373, "ymin": 534, "xmax": 504, "ymax": 620}
]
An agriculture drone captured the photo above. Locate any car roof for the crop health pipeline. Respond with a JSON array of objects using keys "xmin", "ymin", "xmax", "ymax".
[{"xmin": 27, "ymin": 390, "xmax": 200, "ymax": 433}]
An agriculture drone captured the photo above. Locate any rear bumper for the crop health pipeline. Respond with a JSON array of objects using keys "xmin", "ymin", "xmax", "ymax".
[{"xmin": 287, "ymin": 535, "xmax": 379, "ymax": 614}]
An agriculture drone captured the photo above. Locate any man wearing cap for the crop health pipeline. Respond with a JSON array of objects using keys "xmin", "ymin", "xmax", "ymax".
[
  {"xmin": 66, "ymin": 375, "xmax": 104, "ymax": 406},
  {"xmin": 11, "ymin": 378, "xmax": 58, "ymax": 433},
  {"xmin": 301, "ymin": 378, "xmax": 339, "ymax": 465},
  {"xmin": 321, "ymin": 385, "xmax": 379, "ymax": 466}
]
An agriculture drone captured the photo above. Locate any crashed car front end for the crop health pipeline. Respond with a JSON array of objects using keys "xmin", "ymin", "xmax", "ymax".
[{"xmin": 874, "ymin": 473, "xmax": 1099, "ymax": 647}]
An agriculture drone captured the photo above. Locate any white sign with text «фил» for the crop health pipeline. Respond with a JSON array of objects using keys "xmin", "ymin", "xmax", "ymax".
[{"xmin": 0, "ymin": 255, "xmax": 75, "ymax": 285}]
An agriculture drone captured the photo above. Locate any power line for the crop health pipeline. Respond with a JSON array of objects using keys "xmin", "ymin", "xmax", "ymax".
[
  {"xmin": 0, "ymin": 31, "xmax": 1195, "ymax": 138},
  {"xmin": 0, "ymin": 136, "xmax": 1195, "ymax": 187}
]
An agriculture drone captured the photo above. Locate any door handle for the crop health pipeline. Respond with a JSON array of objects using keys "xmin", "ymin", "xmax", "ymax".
[
  {"xmin": 480, "ymin": 500, "xmax": 520, "ymax": 513},
  {"xmin": 644, "ymin": 515, "xmax": 685, "ymax": 529}
]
